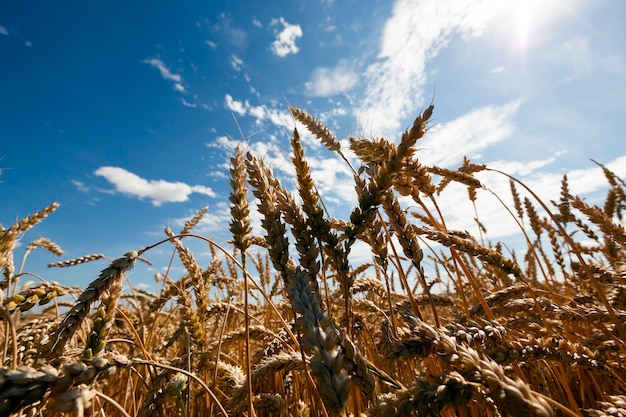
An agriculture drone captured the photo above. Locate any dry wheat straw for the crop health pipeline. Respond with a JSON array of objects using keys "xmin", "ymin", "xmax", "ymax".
[{"xmin": 164, "ymin": 227, "xmax": 210, "ymax": 343}]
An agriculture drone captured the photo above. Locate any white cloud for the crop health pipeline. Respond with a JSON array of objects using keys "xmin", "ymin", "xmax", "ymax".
[
  {"xmin": 270, "ymin": 17, "xmax": 303, "ymax": 57},
  {"xmin": 224, "ymin": 94, "xmax": 294, "ymax": 131},
  {"xmin": 359, "ymin": 0, "xmax": 513, "ymax": 137},
  {"xmin": 142, "ymin": 58, "xmax": 181, "ymax": 82},
  {"xmin": 306, "ymin": 60, "xmax": 359, "ymax": 97},
  {"xmin": 208, "ymin": 135, "xmax": 241, "ymax": 151},
  {"xmin": 0, "ymin": 26, "xmax": 8, "ymax": 36},
  {"xmin": 94, "ymin": 166, "xmax": 216, "ymax": 206},
  {"xmin": 206, "ymin": 40, "xmax": 217, "ymax": 49},
  {"xmin": 142, "ymin": 58, "xmax": 186, "ymax": 92},
  {"xmin": 225, "ymin": 94, "xmax": 248, "ymax": 116},
  {"xmin": 252, "ymin": 18, "xmax": 262, "ymax": 28},
  {"xmin": 231, "ymin": 54, "xmax": 244, "ymax": 71},
  {"xmin": 420, "ymin": 100, "xmax": 521, "ymax": 167}
]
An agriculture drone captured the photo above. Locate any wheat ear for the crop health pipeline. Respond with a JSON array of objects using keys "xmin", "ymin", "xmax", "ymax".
[
  {"xmin": 1, "ymin": 202, "xmax": 60, "ymax": 285},
  {"xmin": 286, "ymin": 267, "xmax": 351, "ymax": 416},
  {"xmin": 229, "ymin": 144, "xmax": 255, "ymax": 417},
  {"xmin": 40, "ymin": 251, "xmax": 139, "ymax": 359},
  {"xmin": 290, "ymin": 106, "xmax": 341, "ymax": 152}
]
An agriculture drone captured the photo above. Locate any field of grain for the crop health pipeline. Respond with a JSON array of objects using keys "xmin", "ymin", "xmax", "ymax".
[{"xmin": 2, "ymin": 105, "xmax": 625, "ymax": 416}]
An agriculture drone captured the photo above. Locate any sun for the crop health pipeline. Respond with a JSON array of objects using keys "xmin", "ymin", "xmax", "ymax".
[
  {"xmin": 514, "ymin": 0, "xmax": 541, "ymax": 50},
  {"xmin": 510, "ymin": 0, "xmax": 565, "ymax": 52}
]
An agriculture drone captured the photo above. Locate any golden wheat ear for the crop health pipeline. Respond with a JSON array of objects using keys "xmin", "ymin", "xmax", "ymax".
[
  {"xmin": 1, "ymin": 202, "xmax": 60, "ymax": 284},
  {"xmin": 40, "ymin": 251, "xmax": 139, "ymax": 360}
]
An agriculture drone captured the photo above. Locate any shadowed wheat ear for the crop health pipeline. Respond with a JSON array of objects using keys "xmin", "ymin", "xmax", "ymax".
[
  {"xmin": 245, "ymin": 151, "xmax": 291, "ymax": 274},
  {"xmin": 286, "ymin": 267, "xmax": 350, "ymax": 416},
  {"xmin": 40, "ymin": 251, "xmax": 140, "ymax": 360},
  {"xmin": 229, "ymin": 144, "xmax": 255, "ymax": 417}
]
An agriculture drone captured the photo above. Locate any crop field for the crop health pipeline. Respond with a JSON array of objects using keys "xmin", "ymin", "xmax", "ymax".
[{"xmin": 2, "ymin": 106, "xmax": 625, "ymax": 416}]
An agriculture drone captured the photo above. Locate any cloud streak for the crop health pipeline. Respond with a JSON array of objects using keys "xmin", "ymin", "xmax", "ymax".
[
  {"xmin": 94, "ymin": 166, "xmax": 216, "ymax": 206},
  {"xmin": 142, "ymin": 58, "xmax": 186, "ymax": 93}
]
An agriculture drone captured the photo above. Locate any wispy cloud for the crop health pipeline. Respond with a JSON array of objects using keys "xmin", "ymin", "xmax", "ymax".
[
  {"xmin": 206, "ymin": 13, "xmax": 248, "ymax": 48},
  {"xmin": 0, "ymin": 25, "xmax": 8, "ymax": 36},
  {"xmin": 420, "ymin": 100, "xmax": 521, "ymax": 167},
  {"xmin": 231, "ymin": 54, "xmax": 244, "ymax": 71},
  {"xmin": 71, "ymin": 179, "xmax": 89, "ymax": 193},
  {"xmin": 306, "ymin": 59, "xmax": 359, "ymax": 97},
  {"xmin": 142, "ymin": 58, "xmax": 186, "ymax": 93},
  {"xmin": 551, "ymin": 36, "xmax": 592, "ymax": 84},
  {"xmin": 270, "ymin": 17, "xmax": 302, "ymax": 57},
  {"xmin": 359, "ymin": 0, "xmax": 512, "ymax": 137},
  {"xmin": 94, "ymin": 166, "xmax": 216, "ymax": 206}
]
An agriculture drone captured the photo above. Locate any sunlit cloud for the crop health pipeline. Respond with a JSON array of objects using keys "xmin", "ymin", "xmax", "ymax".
[
  {"xmin": 0, "ymin": 26, "xmax": 8, "ymax": 36},
  {"xmin": 358, "ymin": 0, "xmax": 512, "ymax": 137},
  {"xmin": 270, "ymin": 17, "xmax": 302, "ymax": 57},
  {"xmin": 420, "ymin": 100, "xmax": 522, "ymax": 167},
  {"xmin": 208, "ymin": 135, "xmax": 241, "ymax": 152},
  {"xmin": 224, "ymin": 94, "xmax": 293, "ymax": 131},
  {"xmin": 94, "ymin": 166, "xmax": 216, "ymax": 206},
  {"xmin": 306, "ymin": 59, "xmax": 359, "ymax": 97}
]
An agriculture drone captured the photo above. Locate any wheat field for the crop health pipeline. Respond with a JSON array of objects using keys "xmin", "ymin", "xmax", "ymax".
[{"xmin": 2, "ymin": 105, "xmax": 625, "ymax": 416}]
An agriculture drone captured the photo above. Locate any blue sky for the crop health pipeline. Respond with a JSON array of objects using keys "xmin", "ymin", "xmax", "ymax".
[{"xmin": 2, "ymin": 0, "xmax": 626, "ymax": 288}]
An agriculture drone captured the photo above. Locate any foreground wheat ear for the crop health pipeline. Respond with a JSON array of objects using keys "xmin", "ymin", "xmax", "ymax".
[
  {"xmin": 3, "ymin": 104, "xmax": 626, "ymax": 416},
  {"xmin": 39, "ymin": 251, "xmax": 141, "ymax": 360}
]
